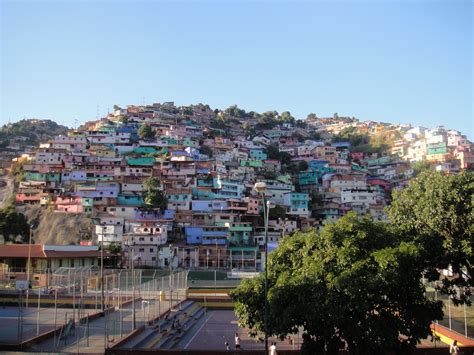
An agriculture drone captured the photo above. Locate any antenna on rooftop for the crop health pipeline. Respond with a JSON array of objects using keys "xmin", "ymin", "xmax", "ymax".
[{"xmin": 96, "ymin": 104, "xmax": 100, "ymax": 120}]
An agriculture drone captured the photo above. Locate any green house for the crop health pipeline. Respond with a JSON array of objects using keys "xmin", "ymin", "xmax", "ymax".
[
  {"xmin": 127, "ymin": 157, "xmax": 156, "ymax": 166},
  {"xmin": 133, "ymin": 147, "xmax": 157, "ymax": 155}
]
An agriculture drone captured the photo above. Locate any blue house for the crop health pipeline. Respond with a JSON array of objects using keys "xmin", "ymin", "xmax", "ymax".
[{"xmin": 185, "ymin": 226, "xmax": 228, "ymax": 245}]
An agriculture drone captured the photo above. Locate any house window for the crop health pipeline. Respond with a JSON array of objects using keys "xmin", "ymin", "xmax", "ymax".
[{"xmin": 150, "ymin": 248, "xmax": 154, "ymax": 253}]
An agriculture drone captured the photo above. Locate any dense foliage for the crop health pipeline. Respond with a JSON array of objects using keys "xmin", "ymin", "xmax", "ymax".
[
  {"xmin": 387, "ymin": 170, "xmax": 474, "ymax": 304},
  {"xmin": 138, "ymin": 124, "xmax": 155, "ymax": 140},
  {"xmin": 232, "ymin": 213, "xmax": 443, "ymax": 354},
  {"xmin": 0, "ymin": 206, "xmax": 30, "ymax": 243},
  {"xmin": 143, "ymin": 177, "xmax": 167, "ymax": 209},
  {"xmin": 0, "ymin": 119, "xmax": 69, "ymax": 148}
]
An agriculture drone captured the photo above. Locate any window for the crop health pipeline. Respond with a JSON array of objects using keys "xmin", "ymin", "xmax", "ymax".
[{"xmin": 150, "ymin": 248, "xmax": 154, "ymax": 253}]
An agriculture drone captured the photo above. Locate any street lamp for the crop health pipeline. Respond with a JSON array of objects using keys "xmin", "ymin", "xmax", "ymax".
[
  {"xmin": 26, "ymin": 224, "xmax": 34, "ymax": 308},
  {"xmin": 125, "ymin": 236, "xmax": 137, "ymax": 330},
  {"xmin": 254, "ymin": 182, "xmax": 274, "ymax": 355},
  {"xmin": 169, "ymin": 244, "xmax": 175, "ymax": 308},
  {"xmin": 91, "ymin": 218, "xmax": 106, "ymax": 313}
]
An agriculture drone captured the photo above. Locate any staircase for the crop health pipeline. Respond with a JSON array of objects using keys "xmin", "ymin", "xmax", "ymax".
[{"xmin": 119, "ymin": 300, "xmax": 206, "ymax": 350}]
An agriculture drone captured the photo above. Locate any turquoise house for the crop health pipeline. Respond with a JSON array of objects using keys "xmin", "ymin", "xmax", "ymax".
[
  {"xmin": 117, "ymin": 194, "xmax": 144, "ymax": 206},
  {"xmin": 298, "ymin": 170, "xmax": 319, "ymax": 186},
  {"xmin": 25, "ymin": 172, "xmax": 61, "ymax": 183},
  {"xmin": 249, "ymin": 148, "xmax": 268, "ymax": 161},
  {"xmin": 127, "ymin": 157, "xmax": 156, "ymax": 166}
]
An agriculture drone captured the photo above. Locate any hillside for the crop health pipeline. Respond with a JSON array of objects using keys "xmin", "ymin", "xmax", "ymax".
[
  {"xmin": 0, "ymin": 119, "xmax": 69, "ymax": 150},
  {"xmin": 17, "ymin": 205, "xmax": 92, "ymax": 245},
  {"xmin": 2, "ymin": 101, "xmax": 472, "ymax": 247}
]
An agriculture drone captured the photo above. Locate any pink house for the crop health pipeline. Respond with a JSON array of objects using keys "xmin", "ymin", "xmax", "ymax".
[
  {"xmin": 16, "ymin": 193, "xmax": 44, "ymax": 204},
  {"xmin": 244, "ymin": 197, "xmax": 260, "ymax": 215},
  {"xmin": 54, "ymin": 196, "xmax": 84, "ymax": 213}
]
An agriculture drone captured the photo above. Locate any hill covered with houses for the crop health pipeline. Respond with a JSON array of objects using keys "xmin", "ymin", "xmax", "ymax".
[{"xmin": 2, "ymin": 101, "xmax": 473, "ymax": 269}]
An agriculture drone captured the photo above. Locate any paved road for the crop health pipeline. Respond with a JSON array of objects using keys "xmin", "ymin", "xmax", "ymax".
[{"xmin": 181, "ymin": 310, "xmax": 301, "ymax": 351}]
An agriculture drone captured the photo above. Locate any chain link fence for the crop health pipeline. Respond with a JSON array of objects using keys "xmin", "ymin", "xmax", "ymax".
[
  {"xmin": 0, "ymin": 268, "xmax": 188, "ymax": 351},
  {"xmin": 425, "ymin": 281, "xmax": 474, "ymax": 339}
]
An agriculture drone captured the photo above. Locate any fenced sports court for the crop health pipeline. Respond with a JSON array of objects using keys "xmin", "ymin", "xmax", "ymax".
[{"xmin": 0, "ymin": 267, "xmax": 188, "ymax": 352}]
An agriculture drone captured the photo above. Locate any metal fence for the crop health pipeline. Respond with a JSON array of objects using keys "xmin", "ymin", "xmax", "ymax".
[
  {"xmin": 0, "ymin": 269, "xmax": 188, "ymax": 351},
  {"xmin": 425, "ymin": 282, "xmax": 474, "ymax": 339}
]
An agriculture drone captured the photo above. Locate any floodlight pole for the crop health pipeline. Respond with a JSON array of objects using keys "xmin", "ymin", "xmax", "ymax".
[
  {"xmin": 101, "ymin": 224, "xmax": 105, "ymax": 313},
  {"xmin": 26, "ymin": 226, "xmax": 33, "ymax": 308},
  {"xmin": 255, "ymin": 181, "xmax": 269, "ymax": 355}
]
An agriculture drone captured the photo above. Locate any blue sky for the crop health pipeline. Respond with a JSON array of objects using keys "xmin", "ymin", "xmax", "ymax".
[{"xmin": 1, "ymin": 0, "xmax": 472, "ymax": 138}]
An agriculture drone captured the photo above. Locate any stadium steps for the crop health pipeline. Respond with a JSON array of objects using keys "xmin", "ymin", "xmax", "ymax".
[
  {"xmin": 153, "ymin": 303, "xmax": 204, "ymax": 349},
  {"xmin": 120, "ymin": 301, "xmax": 195, "ymax": 349}
]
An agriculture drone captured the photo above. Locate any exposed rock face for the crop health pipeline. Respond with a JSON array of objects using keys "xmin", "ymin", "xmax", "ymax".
[
  {"xmin": 17, "ymin": 205, "xmax": 92, "ymax": 245},
  {"xmin": 0, "ymin": 175, "xmax": 14, "ymax": 209}
]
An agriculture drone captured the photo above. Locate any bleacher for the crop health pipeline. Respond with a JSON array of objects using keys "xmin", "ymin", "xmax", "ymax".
[{"xmin": 119, "ymin": 300, "xmax": 206, "ymax": 350}]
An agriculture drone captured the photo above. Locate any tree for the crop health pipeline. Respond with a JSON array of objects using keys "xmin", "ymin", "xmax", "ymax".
[
  {"xmin": 268, "ymin": 205, "xmax": 287, "ymax": 220},
  {"xmin": 232, "ymin": 213, "xmax": 443, "ymax": 354},
  {"xmin": 138, "ymin": 124, "xmax": 154, "ymax": 140},
  {"xmin": 242, "ymin": 121, "xmax": 251, "ymax": 132},
  {"xmin": 298, "ymin": 160, "xmax": 308, "ymax": 172},
  {"xmin": 107, "ymin": 243, "xmax": 122, "ymax": 254},
  {"xmin": 410, "ymin": 160, "xmax": 432, "ymax": 176},
  {"xmin": 183, "ymin": 106, "xmax": 193, "ymax": 115},
  {"xmin": 117, "ymin": 115, "xmax": 128, "ymax": 124},
  {"xmin": 387, "ymin": 171, "xmax": 474, "ymax": 304},
  {"xmin": 0, "ymin": 206, "xmax": 30, "ymax": 243},
  {"xmin": 199, "ymin": 145, "xmax": 213, "ymax": 158},
  {"xmin": 295, "ymin": 120, "xmax": 307, "ymax": 128},
  {"xmin": 266, "ymin": 144, "xmax": 280, "ymax": 160},
  {"xmin": 143, "ymin": 177, "xmax": 167, "ymax": 209},
  {"xmin": 279, "ymin": 152, "xmax": 293, "ymax": 167},
  {"xmin": 225, "ymin": 104, "xmax": 246, "ymax": 118},
  {"xmin": 280, "ymin": 111, "xmax": 295, "ymax": 124},
  {"xmin": 306, "ymin": 113, "xmax": 318, "ymax": 121},
  {"xmin": 143, "ymin": 176, "xmax": 161, "ymax": 191}
]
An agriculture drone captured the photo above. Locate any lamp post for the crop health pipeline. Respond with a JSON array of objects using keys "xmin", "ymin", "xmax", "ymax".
[
  {"xmin": 169, "ymin": 243, "xmax": 173, "ymax": 308},
  {"xmin": 100, "ymin": 223, "xmax": 105, "ymax": 313},
  {"xmin": 91, "ymin": 218, "xmax": 106, "ymax": 313},
  {"xmin": 124, "ymin": 236, "xmax": 137, "ymax": 330},
  {"xmin": 26, "ymin": 224, "xmax": 33, "ymax": 308},
  {"xmin": 131, "ymin": 240, "xmax": 136, "ymax": 329},
  {"xmin": 254, "ymin": 182, "xmax": 270, "ymax": 355}
]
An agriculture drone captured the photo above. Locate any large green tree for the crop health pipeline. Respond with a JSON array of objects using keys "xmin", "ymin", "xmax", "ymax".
[
  {"xmin": 232, "ymin": 213, "xmax": 443, "ymax": 354},
  {"xmin": 387, "ymin": 170, "xmax": 474, "ymax": 304},
  {"xmin": 0, "ymin": 206, "xmax": 30, "ymax": 243},
  {"xmin": 138, "ymin": 124, "xmax": 155, "ymax": 140},
  {"xmin": 143, "ymin": 177, "xmax": 167, "ymax": 209}
]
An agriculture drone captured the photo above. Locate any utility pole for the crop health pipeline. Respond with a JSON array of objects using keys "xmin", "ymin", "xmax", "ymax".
[
  {"xmin": 26, "ymin": 226, "xmax": 33, "ymax": 308},
  {"xmin": 101, "ymin": 224, "xmax": 105, "ymax": 313},
  {"xmin": 131, "ymin": 241, "xmax": 136, "ymax": 330}
]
